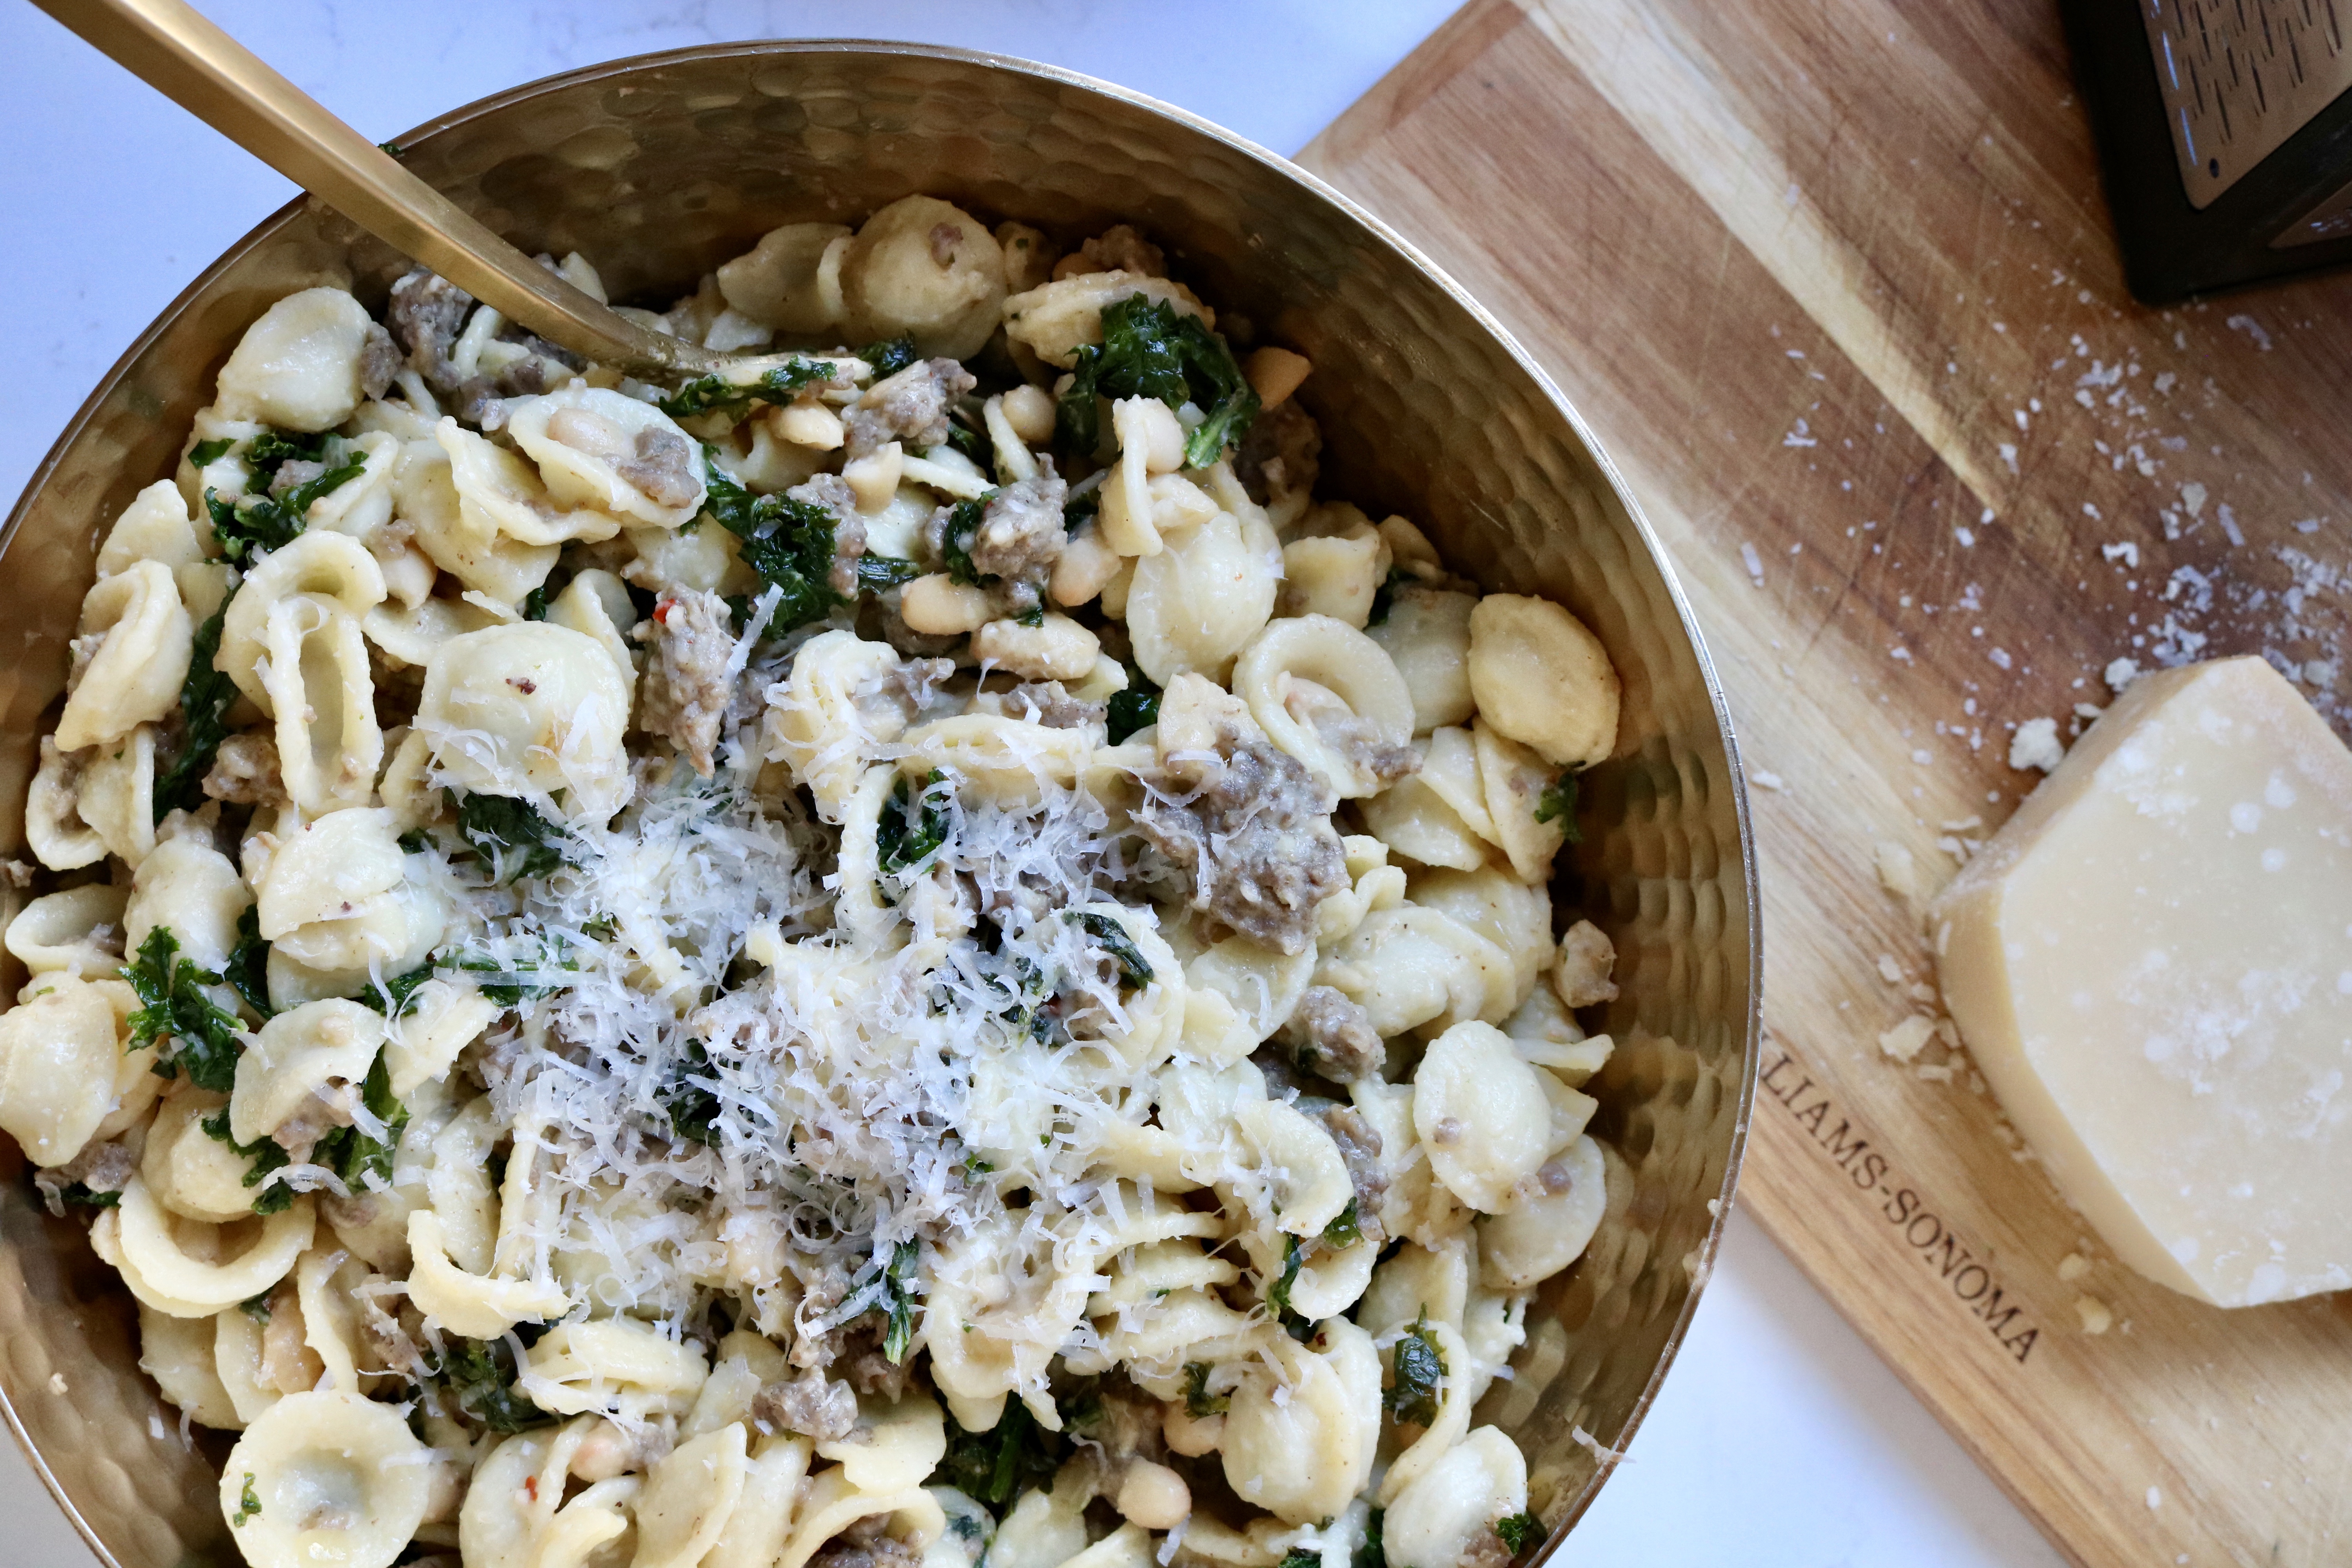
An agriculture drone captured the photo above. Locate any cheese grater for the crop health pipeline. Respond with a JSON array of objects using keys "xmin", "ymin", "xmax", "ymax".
[{"xmin": 2062, "ymin": 0, "xmax": 2352, "ymax": 300}]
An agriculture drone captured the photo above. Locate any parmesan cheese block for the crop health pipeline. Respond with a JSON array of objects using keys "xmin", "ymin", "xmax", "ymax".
[{"xmin": 1932, "ymin": 657, "xmax": 2352, "ymax": 1308}]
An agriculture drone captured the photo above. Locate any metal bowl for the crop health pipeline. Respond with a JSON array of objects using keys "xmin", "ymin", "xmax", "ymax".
[{"xmin": 0, "ymin": 42, "xmax": 1758, "ymax": 1568}]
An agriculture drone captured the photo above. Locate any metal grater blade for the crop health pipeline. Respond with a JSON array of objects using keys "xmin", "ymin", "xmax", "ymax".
[{"xmin": 2140, "ymin": 0, "xmax": 2352, "ymax": 208}]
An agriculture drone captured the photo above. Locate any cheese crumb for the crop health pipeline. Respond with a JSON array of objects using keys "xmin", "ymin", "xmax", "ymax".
[
  {"xmin": 2076, "ymin": 1295, "xmax": 2114, "ymax": 1334},
  {"xmin": 1874, "ymin": 840, "xmax": 1919, "ymax": 902},
  {"xmin": 1876, "ymin": 954, "xmax": 1905, "ymax": 985},
  {"xmin": 1878, "ymin": 1015, "xmax": 1937, "ymax": 1062},
  {"xmin": 47, "ymin": 1374, "xmax": 65, "ymax": 1395},
  {"xmin": 2057, "ymin": 1252, "xmax": 2091, "ymax": 1281},
  {"xmin": 2104, "ymin": 657, "xmax": 2141, "ymax": 693},
  {"xmin": 2008, "ymin": 716, "xmax": 2065, "ymax": 773},
  {"xmin": 2146, "ymin": 1485, "xmax": 2162, "ymax": 1510}
]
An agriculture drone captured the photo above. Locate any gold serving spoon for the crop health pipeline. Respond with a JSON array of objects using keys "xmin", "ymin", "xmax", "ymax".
[{"xmin": 30, "ymin": 0, "xmax": 734, "ymax": 377}]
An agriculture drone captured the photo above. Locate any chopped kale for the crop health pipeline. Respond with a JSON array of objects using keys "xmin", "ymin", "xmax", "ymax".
[
  {"xmin": 1322, "ymin": 1197, "xmax": 1362, "ymax": 1250},
  {"xmin": 699, "ymin": 452, "xmax": 857, "ymax": 633},
  {"xmin": 233, "ymin": 1473, "xmax": 262, "ymax": 1526},
  {"xmin": 1062, "ymin": 910, "xmax": 1154, "ymax": 987},
  {"xmin": 453, "ymin": 789, "xmax": 568, "ymax": 883},
  {"xmin": 659, "ymin": 1038, "xmax": 722, "ymax": 1147},
  {"xmin": 437, "ymin": 1336, "xmax": 552, "ymax": 1432},
  {"xmin": 1366, "ymin": 565, "xmax": 1411, "ymax": 628},
  {"xmin": 223, "ymin": 905, "xmax": 272, "ymax": 1020},
  {"xmin": 1015, "ymin": 604, "xmax": 1045, "ymax": 628},
  {"xmin": 1105, "ymin": 671, "xmax": 1161, "ymax": 745},
  {"xmin": 1385, "ymin": 1312, "xmax": 1446, "ymax": 1428},
  {"xmin": 361, "ymin": 964, "xmax": 436, "ymax": 1019},
  {"xmin": 938, "ymin": 496, "xmax": 991, "ymax": 587},
  {"xmin": 876, "ymin": 769, "xmax": 953, "ymax": 879},
  {"xmin": 240, "ymin": 428, "xmax": 332, "ymax": 486},
  {"xmin": 944, "ymin": 416, "xmax": 990, "ymax": 467},
  {"xmin": 186, "ymin": 437, "xmax": 234, "ymax": 467},
  {"xmin": 1356, "ymin": 1510, "xmax": 1385, "ymax": 1568},
  {"xmin": 1182, "ymin": 1360, "xmax": 1230, "ymax": 1418},
  {"xmin": 657, "ymin": 357, "xmax": 833, "ymax": 421},
  {"xmin": 1532, "ymin": 770, "xmax": 1583, "ymax": 843},
  {"xmin": 1268, "ymin": 1234, "xmax": 1305, "ymax": 1318},
  {"xmin": 377, "ymin": 140, "xmax": 405, "ymax": 159},
  {"xmin": 444, "ymin": 946, "xmax": 575, "ymax": 1008},
  {"xmin": 521, "ymin": 585, "xmax": 548, "ymax": 621},
  {"xmin": 1063, "ymin": 487, "xmax": 1101, "ymax": 532},
  {"xmin": 310, "ymin": 1053, "xmax": 407, "ymax": 1190},
  {"xmin": 202, "ymin": 452, "xmax": 365, "ymax": 561},
  {"xmin": 199, "ymin": 1108, "xmax": 293, "ymax": 1214},
  {"xmin": 151, "ymin": 595, "xmax": 239, "ymax": 822},
  {"xmin": 931, "ymin": 1398, "xmax": 1063, "ymax": 1509},
  {"xmin": 397, "ymin": 827, "xmax": 434, "ymax": 855},
  {"xmin": 879, "ymin": 1238, "xmax": 921, "ymax": 1364},
  {"xmin": 56, "ymin": 1183, "xmax": 120, "ymax": 1209},
  {"xmin": 1281, "ymin": 1552, "xmax": 1319, "ymax": 1568},
  {"xmin": 1056, "ymin": 294, "xmax": 1259, "ymax": 466},
  {"xmin": 1494, "ymin": 1512, "xmax": 1544, "ymax": 1554},
  {"xmin": 858, "ymin": 336, "xmax": 919, "ymax": 379},
  {"xmin": 855, "ymin": 554, "xmax": 922, "ymax": 593},
  {"xmin": 962, "ymin": 1153, "xmax": 995, "ymax": 1177},
  {"xmin": 123, "ymin": 926, "xmax": 245, "ymax": 1093},
  {"xmin": 238, "ymin": 1292, "xmax": 272, "ymax": 1322}
]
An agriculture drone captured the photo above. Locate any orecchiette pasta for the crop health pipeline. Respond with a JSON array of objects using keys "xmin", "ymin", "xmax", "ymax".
[
  {"xmin": 8, "ymin": 200, "xmax": 1633, "ymax": 1566},
  {"xmin": 54, "ymin": 559, "xmax": 192, "ymax": 752}
]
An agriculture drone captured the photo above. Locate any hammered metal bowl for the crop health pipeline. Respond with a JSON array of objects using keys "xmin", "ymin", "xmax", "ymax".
[{"xmin": 0, "ymin": 42, "xmax": 1759, "ymax": 1567}]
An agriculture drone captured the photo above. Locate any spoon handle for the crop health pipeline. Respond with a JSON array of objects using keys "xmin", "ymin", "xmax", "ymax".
[{"xmin": 29, "ymin": 0, "xmax": 728, "ymax": 377}]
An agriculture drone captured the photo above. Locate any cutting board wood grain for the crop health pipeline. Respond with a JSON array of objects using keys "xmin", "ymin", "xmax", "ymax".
[{"xmin": 1301, "ymin": 4, "xmax": 2352, "ymax": 1564}]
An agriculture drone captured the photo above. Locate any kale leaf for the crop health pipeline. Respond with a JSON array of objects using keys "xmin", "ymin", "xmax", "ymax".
[
  {"xmin": 232, "ymin": 1473, "xmax": 262, "ymax": 1526},
  {"xmin": 660, "ymin": 1038, "xmax": 722, "ymax": 1147},
  {"xmin": 1280, "ymin": 1552, "xmax": 1319, "ymax": 1568},
  {"xmin": 151, "ymin": 595, "xmax": 240, "ymax": 822},
  {"xmin": 1366, "ymin": 565, "xmax": 1411, "ymax": 628},
  {"xmin": 855, "ymin": 554, "xmax": 922, "ymax": 593},
  {"xmin": 187, "ymin": 437, "xmax": 234, "ymax": 468},
  {"xmin": 1494, "ymin": 1512, "xmax": 1544, "ymax": 1554},
  {"xmin": 1063, "ymin": 910, "xmax": 1154, "ymax": 987},
  {"xmin": 1056, "ymin": 294, "xmax": 1259, "ymax": 466},
  {"xmin": 310, "ymin": 1053, "xmax": 407, "ymax": 1190},
  {"xmin": 876, "ymin": 769, "xmax": 953, "ymax": 879},
  {"xmin": 938, "ymin": 496, "xmax": 991, "ymax": 587},
  {"xmin": 360, "ymin": 964, "xmax": 437, "ymax": 1019},
  {"xmin": 123, "ymin": 926, "xmax": 245, "ymax": 1092},
  {"xmin": 56, "ymin": 1183, "xmax": 120, "ymax": 1209},
  {"xmin": 858, "ymin": 336, "xmax": 919, "ymax": 379},
  {"xmin": 931, "ymin": 1398, "xmax": 1064, "ymax": 1508},
  {"xmin": 199, "ymin": 1107, "xmax": 293, "ymax": 1214},
  {"xmin": 453, "ymin": 790, "xmax": 568, "ymax": 883},
  {"xmin": 944, "ymin": 416, "xmax": 990, "ymax": 467},
  {"xmin": 1532, "ymin": 770, "xmax": 1583, "ymax": 843},
  {"xmin": 521, "ymin": 584, "xmax": 548, "ymax": 621},
  {"xmin": 202, "ymin": 454, "xmax": 365, "ymax": 562},
  {"xmin": 658, "ymin": 358, "xmax": 834, "ymax": 421},
  {"xmin": 1105, "ymin": 671, "xmax": 1161, "ymax": 745},
  {"xmin": 1385, "ymin": 1312, "xmax": 1446, "ymax": 1428},
  {"xmin": 223, "ymin": 905, "xmax": 273, "ymax": 1020},
  {"xmin": 878, "ymin": 1238, "xmax": 920, "ymax": 1364},
  {"xmin": 699, "ymin": 452, "xmax": 875, "ymax": 634},
  {"xmin": 1267, "ymin": 1234, "xmax": 1304, "ymax": 1319},
  {"xmin": 1321, "ymin": 1197, "xmax": 1362, "ymax": 1250},
  {"xmin": 1356, "ymin": 1510, "xmax": 1385, "ymax": 1568},
  {"xmin": 437, "ymin": 1336, "xmax": 552, "ymax": 1432},
  {"xmin": 1182, "ymin": 1360, "xmax": 1230, "ymax": 1418},
  {"xmin": 240, "ymin": 428, "xmax": 332, "ymax": 486},
  {"xmin": 1063, "ymin": 486, "xmax": 1101, "ymax": 533},
  {"xmin": 443, "ymin": 946, "xmax": 575, "ymax": 1008}
]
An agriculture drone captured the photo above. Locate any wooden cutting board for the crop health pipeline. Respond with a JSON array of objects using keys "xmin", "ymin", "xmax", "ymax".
[{"xmin": 1300, "ymin": 4, "xmax": 2352, "ymax": 1564}]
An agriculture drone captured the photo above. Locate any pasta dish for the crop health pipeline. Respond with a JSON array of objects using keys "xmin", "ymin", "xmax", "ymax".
[{"xmin": 0, "ymin": 194, "xmax": 1626, "ymax": 1568}]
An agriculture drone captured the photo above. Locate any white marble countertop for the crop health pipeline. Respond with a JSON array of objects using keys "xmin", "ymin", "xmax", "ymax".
[{"xmin": 0, "ymin": 4, "xmax": 2068, "ymax": 1564}]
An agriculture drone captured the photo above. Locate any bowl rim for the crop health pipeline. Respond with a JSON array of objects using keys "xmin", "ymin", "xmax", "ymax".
[{"xmin": 0, "ymin": 38, "xmax": 1760, "ymax": 1566}]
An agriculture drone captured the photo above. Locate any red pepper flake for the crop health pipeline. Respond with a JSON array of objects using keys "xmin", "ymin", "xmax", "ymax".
[
  {"xmin": 523, "ymin": 1475, "xmax": 539, "ymax": 1502},
  {"xmin": 653, "ymin": 598, "xmax": 674, "ymax": 625}
]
